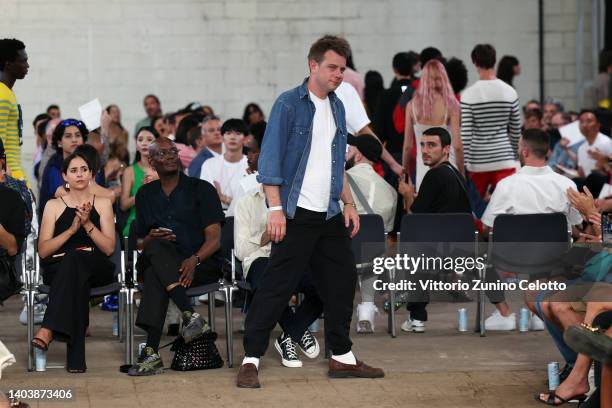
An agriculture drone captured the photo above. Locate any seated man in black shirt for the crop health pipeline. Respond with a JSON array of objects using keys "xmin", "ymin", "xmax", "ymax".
[
  {"xmin": 397, "ymin": 127, "xmax": 471, "ymax": 333},
  {"xmin": 128, "ymin": 137, "xmax": 224, "ymax": 376},
  {"xmin": 0, "ymin": 184, "xmax": 26, "ymax": 303},
  {"xmin": 399, "ymin": 127, "xmax": 471, "ymax": 214}
]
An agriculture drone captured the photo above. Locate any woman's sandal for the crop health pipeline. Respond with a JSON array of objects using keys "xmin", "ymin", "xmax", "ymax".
[
  {"xmin": 534, "ymin": 390, "xmax": 588, "ymax": 406},
  {"xmin": 31, "ymin": 337, "xmax": 50, "ymax": 351}
]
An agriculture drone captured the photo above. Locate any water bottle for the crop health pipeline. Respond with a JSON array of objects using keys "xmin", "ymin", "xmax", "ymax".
[
  {"xmin": 519, "ymin": 308, "xmax": 530, "ymax": 332},
  {"xmin": 457, "ymin": 308, "xmax": 468, "ymax": 332},
  {"xmin": 548, "ymin": 362, "xmax": 560, "ymax": 390},
  {"xmin": 112, "ymin": 312, "xmax": 119, "ymax": 336},
  {"xmin": 34, "ymin": 347, "xmax": 47, "ymax": 372}
]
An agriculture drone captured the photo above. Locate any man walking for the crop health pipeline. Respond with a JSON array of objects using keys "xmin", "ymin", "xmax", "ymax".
[
  {"xmin": 0, "ymin": 38, "xmax": 29, "ymax": 184},
  {"xmin": 237, "ymin": 35, "xmax": 384, "ymax": 388}
]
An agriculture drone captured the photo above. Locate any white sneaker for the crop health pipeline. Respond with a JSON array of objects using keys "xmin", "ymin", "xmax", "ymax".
[
  {"xmin": 400, "ymin": 318, "xmax": 426, "ymax": 333},
  {"xmin": 356, "ymin": 302, "xmax": 378, "ymax": 333},
  {"xmin": 19, "ymin": 303, "xmax": 46, "ymax": 325},
  {"xmin": 529, "ymin": 313, "xmax": 545, "ymax": 331},
  {"xmin": 484, "ymin": 310, "xmax": 516, "ymax": 331}
]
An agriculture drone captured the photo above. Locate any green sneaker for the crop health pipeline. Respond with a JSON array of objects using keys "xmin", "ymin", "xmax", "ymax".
[
  {"xmin": 181, "ymin": 311, "xmax": 210, "ymax": 343},
  {"xmin": 127, "ymin": 347, "xmax": 164, "ymax": 376}
]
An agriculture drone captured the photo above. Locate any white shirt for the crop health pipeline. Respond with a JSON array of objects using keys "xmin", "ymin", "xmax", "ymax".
[
  {"xmin": 577, "ymin": 133, "xmax": 612, "ymax": 176},
  {"xmin": 233, "ymin": 187, "xmax": 270, "ymax": 276},
  {"xmin": 199, "ymin": 154, "xmax": 248, "ymax": 209},
  {"xmin": 297, "ymin": 92, "xmax": 336, "ymax": 212},
  {"xmin": 226, "ymin": 171, "xmax": 260, "ymax": 216},
  {"xmin": 347, "ymin": 163, "xmax": 397, "ymax": 232},
  {"xmin": 481, "ymin": 165, "xmax": 583, "ymax": 228},
  {"xmin": 335, "ymin": 81, "xmax": 370, "ymax": 135}
]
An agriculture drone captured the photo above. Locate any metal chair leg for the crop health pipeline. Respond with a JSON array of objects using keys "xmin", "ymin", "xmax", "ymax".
[
  {"xmin": 208, "ymin": 293, "xmax": 216, "ymax": 332},
  {"xmin": 222, "ymin": 285, "xmax": 234, "ymax": 368},
  {"xmin": 118, "ymin": 290, "xmax": 126, "ymax": 342},
  {"xmin": 125, "ymin": 288, "xmax": 135, "ymax": 365},
  {"xmin": 26, "ymin": 290, "xmax": 35, "ymax": 371},
  {"xmin": 387, "ymin": 267, "xmax": 396, "ymax": 338}
]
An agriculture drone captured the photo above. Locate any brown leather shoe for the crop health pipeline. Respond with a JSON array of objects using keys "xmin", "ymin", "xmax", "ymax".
[
  {"xmin": 237, "ymin": 363, "xmax": 261, "ymax": 388},
  {"xmin": 328, "ymin": 358, "xmax": 385, "ymax": 378}
]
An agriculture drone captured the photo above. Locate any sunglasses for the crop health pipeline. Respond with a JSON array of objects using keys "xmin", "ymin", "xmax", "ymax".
[
  {"xmin": 60, "ymin": 119, "xmax": 85, "ymax": 128},
  {"xmin": 153, "ymin": 148, "xmax": 179, "ymax": 158}
]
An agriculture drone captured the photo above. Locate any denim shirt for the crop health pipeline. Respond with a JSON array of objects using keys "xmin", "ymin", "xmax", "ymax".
[{"xmin": 257, "ymin": 79, "xmax": 348, "ymax": 219}]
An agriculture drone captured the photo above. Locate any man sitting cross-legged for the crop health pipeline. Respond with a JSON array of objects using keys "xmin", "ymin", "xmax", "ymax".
[{"xmin": 128, "ymin": 137, "xmax": 225, "ymax": 376}]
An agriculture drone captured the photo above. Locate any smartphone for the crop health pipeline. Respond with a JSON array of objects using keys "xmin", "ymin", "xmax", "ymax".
[
  {"xmin": 601, "ymin": 213, "xmax": 612, "ymax": 246},
  {"xmin": 157, "ymin": 227, "xmax": 174, "ymax": 234}
]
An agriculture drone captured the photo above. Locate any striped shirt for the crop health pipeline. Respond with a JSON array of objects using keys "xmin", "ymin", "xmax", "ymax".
[
  {"xmin": 460, "ymin": 79, "xmax": 521, "ymax": 172},
  {"xmin": 0, "ymin": 82, "xmax": 25, "ymax": 181}
]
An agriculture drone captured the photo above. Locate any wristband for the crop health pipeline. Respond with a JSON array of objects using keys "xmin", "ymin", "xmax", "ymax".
[
  {"xmin": 344, "ymin": 202, "xmax": 357, "ymax": 209},
  {"xmin": 193, "ymin": 254, "xmax": 201, "ymax": 266},
  {"xmin": 87, "ymin": 226, "xmax": 94, "ymax": 235},
  {"xmin": 268, "ymin": 206, "xmax": 283, "ymax": 212}
]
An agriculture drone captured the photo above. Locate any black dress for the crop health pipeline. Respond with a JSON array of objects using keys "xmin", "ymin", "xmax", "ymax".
[{"xmin": 41, "ymin": 196, "xmax": 115, "ymax": 370}]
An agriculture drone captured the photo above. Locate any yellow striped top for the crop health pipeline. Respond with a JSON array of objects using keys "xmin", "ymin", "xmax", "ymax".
[{"xmin": 0, "ymin": 82, "xmax": 26, "ymax": 183}]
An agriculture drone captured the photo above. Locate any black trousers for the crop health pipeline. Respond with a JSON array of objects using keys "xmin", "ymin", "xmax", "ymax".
[
  {"xmin": 247, "ymin": 257, "xmax": 322, "ymax": 342},
  {"xmin": 42, "ymin": 250, "xmax": 115, "ymax": 370},
  {"xmin": 135, "ymin": 239, "xmax": 222, "ymax": 333},
  {"xmin": 243, "ymin": 208, "xmax": 356, "ymax": 357}
]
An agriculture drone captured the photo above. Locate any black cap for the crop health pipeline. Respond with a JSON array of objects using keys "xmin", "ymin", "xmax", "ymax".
[{"xmin": 348, "ymin": 134, "xmax": 382, "ymax": 162}]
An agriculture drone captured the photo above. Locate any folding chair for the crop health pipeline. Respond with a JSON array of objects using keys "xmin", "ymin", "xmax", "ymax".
[
  {"xmin": 479, "ymin": 213, "xmax": 571, "ymax": 336},
  {"xmin": 350, "ymin": 214, "xmax": 387, "ymax": 335},
  {"xmin": 396, "ymin": 213, "xmax": 478, "ymax": 337}
]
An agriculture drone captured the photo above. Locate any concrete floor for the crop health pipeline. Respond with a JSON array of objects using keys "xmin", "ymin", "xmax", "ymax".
[{"xmin": 0, "ymin": 293, "xmax": 562, "ymax": 407}]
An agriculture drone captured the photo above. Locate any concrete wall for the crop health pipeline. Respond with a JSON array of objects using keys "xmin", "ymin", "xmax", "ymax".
[{"xmin": 1, "ymin": 0, "xmax": 593, "ymax": 166}]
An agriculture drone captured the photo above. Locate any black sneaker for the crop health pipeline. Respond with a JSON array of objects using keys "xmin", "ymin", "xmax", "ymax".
[
  {"xmin": 181, "ymin": 311, "xmax": 209, "ymax": 343},
  {"xmin": 297, "ymin": 329, "xmax": 320, "ymax": 359},
  {"xmin": 127, "ymin": 347, "xmax": 164, "ymax": 376},
  {"xmin": 274, "ymin": 333, "xmax": 302, "ymax": 368}
]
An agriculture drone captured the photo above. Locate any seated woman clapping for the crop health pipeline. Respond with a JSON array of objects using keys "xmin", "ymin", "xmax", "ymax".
[{"xmin": 32, "ymin": 150, "xmax": 116, "ymax": 373}]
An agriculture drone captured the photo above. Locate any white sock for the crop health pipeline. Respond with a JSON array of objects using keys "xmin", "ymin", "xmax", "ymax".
[
  {"xmin": 331, "ymin": 351, "xmax": 356, "ymax": 365},
  {"xmin": 242, "ymin": 357, "xmax": 260, "ymax": 369}
]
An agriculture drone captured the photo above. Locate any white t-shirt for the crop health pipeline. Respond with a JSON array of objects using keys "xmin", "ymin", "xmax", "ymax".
[
  {"xmin": 335, "ymin": 81, "xmax": 370, "ymax": 135},
  {"xmin": 297, "ymin": 92, "xmax": 336, "ymax": 212},
  {"xmin": 200, "ymin": 154, "xmax": 248, "ymax": 208},
  {"xmin": 577, "ymin": 133, "xmax": 612, "ymax": 176},
  {"xmin": 481, "ymin": 165, "xmax": 583, "ymax": 228}
]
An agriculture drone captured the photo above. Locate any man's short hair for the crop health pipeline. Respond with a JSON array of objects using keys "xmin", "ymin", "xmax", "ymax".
[
  {"xmin": 471, "ymin": 44, "xmax": 496, "ymax": 69},
  {"xmin": 579, "ymin": 109, "xmax": 600, "ymax": 123},
  {"xmin": 525, "ymin": 108, "xmax": 543, "ymax": 121},
  {"xmin": 420, "ymin": 47, "xmax": 443, "ymax": 66},
  {"xmin": 46, "ymin": 104, "xmax": 59, "ymax": 112},
  {"xmin": 0, "ymin": 38, "xmax": 25, "ymax": 71},
  {"xmin": 543, "ymin": 97, "xmax": 565, "ymax": 113},
  {"xmin": 202, "ymin": 114, "xmax": 220, "ymax": 126},
  {"xmin": 308, "ymin": 35, "xmax": 350, "ymax": 63},
  {"xmin": 392, "ymin": 52, "xmax": 418, "ymax": 77},
  {"xmin": 144, "ymin": 94, "xmax": 160, "ymax": 105},
  {"xmin": 221, "ymin": 118, "xmax": 249, "ymax": 136},
  {"xmin": 422, "ymin": 127, "xmax": 452, "ymax": 147},
  {"xmin": 522, "ymin": 128, "xmax": 550, "ymax": 159}
]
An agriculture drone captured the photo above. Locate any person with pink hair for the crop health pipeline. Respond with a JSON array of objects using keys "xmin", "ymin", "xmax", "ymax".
[{"xmin": 402, "ymin": 59, "xmax": 464, "ymax": 190}]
